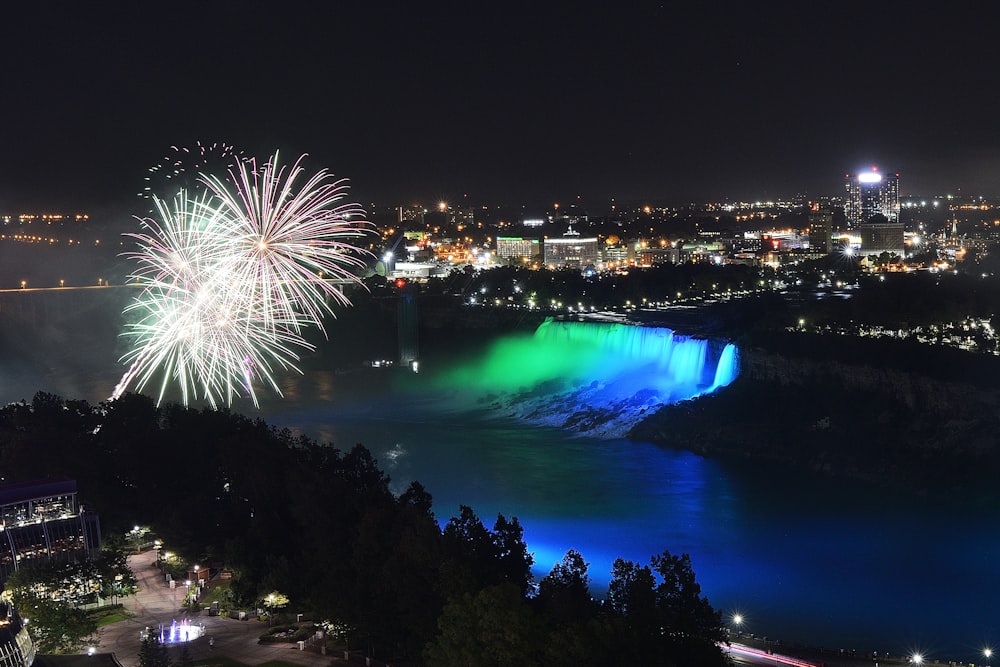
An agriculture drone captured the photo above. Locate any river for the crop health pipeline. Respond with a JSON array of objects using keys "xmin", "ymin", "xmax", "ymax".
[{"xmin": 0, "ymin": 288, "xmax": 997, "ymax": 663}]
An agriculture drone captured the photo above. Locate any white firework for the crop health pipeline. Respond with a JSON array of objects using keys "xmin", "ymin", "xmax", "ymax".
[{"xmin": 113, "ymin": 151, "xmax": 374, "ymax": 407}]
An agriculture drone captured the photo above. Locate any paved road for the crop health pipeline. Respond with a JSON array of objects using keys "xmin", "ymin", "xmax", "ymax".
[
  {"xmin": 729, "ymin": 643, "xmax": 821, "ymax": 666},
  {"xmin": 94, "ymin": 550, "xmax": 343, "ymax": 667}
]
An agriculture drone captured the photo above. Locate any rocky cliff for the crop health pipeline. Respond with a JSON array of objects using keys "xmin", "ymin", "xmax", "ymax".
[{"xmin": 631, "ymin": 341, "xmax": 1000, "ymax": 492}]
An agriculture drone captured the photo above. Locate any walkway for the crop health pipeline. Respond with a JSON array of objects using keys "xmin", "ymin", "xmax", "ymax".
[{"xmin": 94, "ymin": 550, "xmax": 345, "ymax": 667}]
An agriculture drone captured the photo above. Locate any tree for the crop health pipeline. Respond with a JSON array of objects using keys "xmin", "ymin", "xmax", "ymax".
[
  {"xmin": 440, "ymin": 506, "xmax": 534, "ymax": 599},
  {"xmin": 5, "ymin": 589, "xmax": 96, "ymax": 654},
  {"xmin": 262, "ymin": 591, "xmax": 289, "ymax": 625},
  {"xmin": 424, "ymin": 583, "xmax": 545, "ymax": 667},
  {"xmin": 606, "ymin": 557, "xmax": 659, "ymax": 660},
  {"xmin": 137, "ymin": 634, "xmax": 169, "ymax": 667},
  {"xmin": 604, "ymin": 552, "xmax": 727, "ymax": 666},
  {"xmin": 491, "ymin": 513, "xmax": 533, "ymax": 595},
  {"xmin": 536, "ymin": 549, "xmax": 595, "ymax": 626},
  {"xmin": 5, "ymin": 553, "xmax": 135, "ymax": 607},
  {"xmin": 651, "ymin": 551, "xmax": 726, "ymax": 664},
  {"xmin": 440, "ymin": 505, "xmax": 495, "ymax": 598}
]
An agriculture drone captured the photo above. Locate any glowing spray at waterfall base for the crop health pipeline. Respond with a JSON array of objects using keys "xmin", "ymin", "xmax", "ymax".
[{"xmin": 433, "ymin": 319, "xmax": 739, "ymax": 438}]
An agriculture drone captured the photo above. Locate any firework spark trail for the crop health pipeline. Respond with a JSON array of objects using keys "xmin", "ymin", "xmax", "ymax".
[
  {"xmin": 202, "ymin": 152, "xmax": 370, "ymax": 335},
  {"xmin": 113, "ymin": 151, "xmax": 374, "ymax": 407}
]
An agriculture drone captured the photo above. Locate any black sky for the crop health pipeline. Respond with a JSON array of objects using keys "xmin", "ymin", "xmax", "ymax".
[{"xmin": 3, "ymin": 2, "xmax": 1000, "ymax": 212}]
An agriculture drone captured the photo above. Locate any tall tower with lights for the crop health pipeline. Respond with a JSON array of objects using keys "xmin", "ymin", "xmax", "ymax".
[{"xmin": 844, "ymin": 167, "xmax": 899, "ymax": 227}]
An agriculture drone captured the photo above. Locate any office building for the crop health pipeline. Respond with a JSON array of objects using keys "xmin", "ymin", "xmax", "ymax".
[
  {"xmin": 496, "ymin": 236, "xmax": 541, "ymax": 264},
  {"xmin": 860, "ymin": 218, "xmax": 905, "ymax": 258},
  {"xmin": 844, "ymin": 168, "xmax": 899, "ymax": 227},
  {"xmin": 808, "ymin": 208, "xmax": 833, "ymax": 254}
]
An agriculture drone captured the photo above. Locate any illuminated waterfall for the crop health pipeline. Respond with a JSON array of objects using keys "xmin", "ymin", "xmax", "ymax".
[
  {"xmin": 435, "ymin": 318, "xmax": 740, "ymax": 438},
  {"xmin": 711, "ymin": 343, "xmax": 740, "ymax": 391}
]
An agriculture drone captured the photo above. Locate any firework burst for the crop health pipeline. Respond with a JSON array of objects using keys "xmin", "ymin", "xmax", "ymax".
[
  {"xmin": 113, "ymin": 151, "xmax": 374, "ymax": 407},
  {"xmin": 138, "ymin": 141, "xmax": 247, "ymax": 205}
]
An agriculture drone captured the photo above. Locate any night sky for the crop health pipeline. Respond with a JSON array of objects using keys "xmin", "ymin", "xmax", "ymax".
[{"xmin": 4, "ymin": 2, "xmax": 1000, "ymax": 213}]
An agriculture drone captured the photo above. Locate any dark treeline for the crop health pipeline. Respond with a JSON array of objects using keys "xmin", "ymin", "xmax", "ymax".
[{"xmin": 0, "ymin": 392, "xmax": 728, "ymax": 666}]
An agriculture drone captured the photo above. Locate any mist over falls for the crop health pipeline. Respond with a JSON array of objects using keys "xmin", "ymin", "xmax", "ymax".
[{"xmin": 431, "ymin": 318, "xmax": 740, "ymax": 438}]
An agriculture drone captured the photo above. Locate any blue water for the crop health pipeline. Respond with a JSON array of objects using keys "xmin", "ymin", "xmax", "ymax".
[
  {"xmin": 1, "ymin": 296, "xmax": 996, "ymax": 663},
  {"xmin": 258, "ymin": 369, "xmax": 1000, "ymax": 663}
]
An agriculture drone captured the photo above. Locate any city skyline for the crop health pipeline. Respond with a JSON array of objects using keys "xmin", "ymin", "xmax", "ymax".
[{"xmin": 4, "ymin": 3, "xmax": 1000, "ymax": 213}]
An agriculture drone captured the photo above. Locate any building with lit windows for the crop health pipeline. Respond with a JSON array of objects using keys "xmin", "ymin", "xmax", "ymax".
[
  {"xmin": 496, "ymin": 236, "xmax": 540, "ymax": 264},
  {"xmin": 860, "ymin": 218, "xmax": 905, "ymax": 259},
  {"xmin": 807, "ymin": 208, "xmax": 834, "ymax": 254},
  {"xmin": 0, "ymin": 603, "xmax": 34, "ymax": 667},
  {"xmin": 0, "ymin": 478, "xmax": 101, "ymax": 582},
  {"xmin": 543, "ymin": 229, "xmax": 598, "ymax": 268},
  {"xmin": 844, "ymin": 167, "xmax": 899, "ymax": 227}
]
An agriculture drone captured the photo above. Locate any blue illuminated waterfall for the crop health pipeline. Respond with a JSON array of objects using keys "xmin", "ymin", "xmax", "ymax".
[{"xmin": 437, "ymin": 318, "xmax": 740, "ymax": 438}]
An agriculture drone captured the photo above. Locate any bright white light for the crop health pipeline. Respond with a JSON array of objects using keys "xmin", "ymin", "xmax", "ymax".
[{"xmin": 858, "ymin": 172, "xmax": 882, "ymax": 183}]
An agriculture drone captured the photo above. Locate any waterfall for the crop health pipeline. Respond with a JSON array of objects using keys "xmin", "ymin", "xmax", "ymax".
[
  {"xmin": 710, "ymin": 343, "xmax": 740, "ymax": 391},
  {"xmin": 434, "ymin": 318, "xmax": 740, "ymax": 438},
  {"xmin": 531, "ymin": 319, "xmax": 732, "ymax": 389}
]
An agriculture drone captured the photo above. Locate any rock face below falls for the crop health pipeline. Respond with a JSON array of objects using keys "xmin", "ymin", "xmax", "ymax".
[{"xmin": 631, "ymin": 339, "xmax": 1000, "ymax": 491}]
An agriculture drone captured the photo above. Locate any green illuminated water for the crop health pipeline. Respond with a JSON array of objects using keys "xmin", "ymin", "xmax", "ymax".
[{"xmin": 429, "ymin": 318, "xmax": 738, "ymax": 437}]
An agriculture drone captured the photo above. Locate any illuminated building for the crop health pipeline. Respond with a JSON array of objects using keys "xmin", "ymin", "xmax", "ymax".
[
  {"xmin": 807, "ymin": 208, "xmax": 833, "ymax": 254},
  {"xmin": 0, "ymin": 603, "xmax": 34, "ymax": 667},
  {"xmin": 496, "ymin": 236, "xmax": 540, "ymax": 264},
  {"xmin": 0, "ymin": 478, "xmax": 102, "ymax": 582},
  {"xmin": 544, "ymin": 228, "xmax": 598, "ymax": 268},
  {"xmin": 860, "ymin": 218, "xmax": 905, "ymax": 258},
  {"xmin": 844, "ymin": 167, "xmax": 899, "ymax": 227},
  {"xmin": 600, "ymin": 243, "xmax": 629, "ymax": 267}
]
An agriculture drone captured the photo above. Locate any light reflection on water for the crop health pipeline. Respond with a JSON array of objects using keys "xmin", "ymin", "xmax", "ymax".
[
  {"xmin": 258, "ymin": 370, "xmax": 1000, "ymax": 663},
  {"xmin": 4, "ymin": 336, "xmax": 1000, "ymax": 661}
]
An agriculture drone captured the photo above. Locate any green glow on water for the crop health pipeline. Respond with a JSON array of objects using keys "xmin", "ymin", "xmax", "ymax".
[{"xmin": 429, "ymin": 319, "xmax": 738, "ymax": 433}]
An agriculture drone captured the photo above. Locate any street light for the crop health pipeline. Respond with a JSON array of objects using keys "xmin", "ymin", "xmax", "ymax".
[
  {"xmin": 130, "ymin": 525, "xmax": 143, "ymax": 553},
  {"xmin": 984, "ymin": 647, "xmax": 992, "ymax": 665},
  {"xmin": 911, "ymin": 653, "xmax": 923, "ymax": 665}
]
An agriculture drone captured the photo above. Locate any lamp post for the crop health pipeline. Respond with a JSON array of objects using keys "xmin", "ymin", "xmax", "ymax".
[
  {"xmin": 984, "ymin": 647, "xmax": 992, "ymax": 666},
  {"xmin": 911, "ymin": 653, "xmax": 923, "ymax": 665},
  {"xmin": 731, "ymin": 613, "xmax": 743, "ymax": 638}
]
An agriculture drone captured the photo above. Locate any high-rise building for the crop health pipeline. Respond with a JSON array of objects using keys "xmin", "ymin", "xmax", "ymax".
[
  {"xmin": 807, "ymin": 207, "xmax": 833, "ymax": 254},
  {"xmin": 844, "ymin": 167, "xmax": 899, "ymax": 227},
  {"xmin": 860, "ymin": 218, "xmax": 905, "ymax": 259}
]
